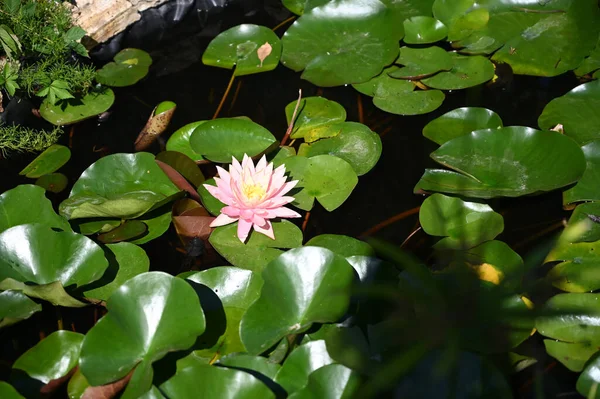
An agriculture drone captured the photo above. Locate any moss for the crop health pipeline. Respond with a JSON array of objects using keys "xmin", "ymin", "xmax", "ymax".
[{"xmin": 0, "ymin": 123, "xmax": 63, "ymax": 156}]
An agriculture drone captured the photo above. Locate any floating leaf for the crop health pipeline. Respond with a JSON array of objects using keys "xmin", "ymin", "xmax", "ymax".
[
  {"xmin": 306, "ymin": 324, "xmax": 374, "ymax": 372},
  {"xmin": 373, "ymin": 89, "xmax": 445, "ymax": 116},
  {"xmin": 389, "ymin": 46, "xmax": 453, "ymax": 79},
  {"xmin": 561, "ymin": 203, "xmax": 600, "ymax": 243},
  {"xmin": 19, "ymin": 144, "xmax": 70, "ymax": 178},
  {"xmin": 190, "ymin": 118, "xmax": 276, "ymax": 163},
  {"xmin": 40, "ymin": 87, "xmax": 115, "ymax": 126},
  {"xmin": 281, "ymin": 0, "xmax": 403, "ymax": 87},
  {"xmin": 578, "ymin": 352, "xmax": 600, "ymax": 398},
  {"xmin": 419, "ymin": 193, "xmax": 504, "ymax": 250},
  {"xmin": 60, "ymin": 153, "xmax": 180, "ymax": 220},
  {"xmin": 275, "ymin": 340, "xmax": 335, "ymax": 394},
  {"xmin": 0, "ymin": 290, "xmax": 41, "ymax": 328},
  {"xmin": 285, "ymin": 97, "xmax": 346, "ymax": 141},
  {"xmin": 563, "ymin": 141, "xmax": 600, "ymax": 205},
  {"xmin": 305, "ymin": 234, "xmax": 375, "ymax": 257},
  {"xmin": 97, "ymin": 220, "xmax": 147, "ymax": 243},
  {"xmin": 79, "ymin": 272, "xmax": 205, "ymax": 386},
  {"xmin": 240, "ymin": 247, "xmax": 355, "ymax": 354},
  {"xmin": 96, "ymin": 48, "xmax": 152, "ymax": 87},
  {"xmin": 166, "ymin": 122, "xmax": 207, "ymax": 161},
  {"xmin": 403, "ymin": 16, "xmax": 447, "ymax": 44},
  {"xmin": 209, "ymin": 220, "xmax": 303, "ymax": 272},
  {"xmin": 282, "ymin": 0, "xmax": 305, "ymax": 15},
  {"xmin": 546, "ymin": 239, "xmax": 600, "ymax": 292},
  {"xmin": 156, "ymin": 151, "xmax": 205, "ymax": 187},
  {"xmin": 288, "ymin": 364, "xmax": 361, "ymax": 399},
  {"xmin": 129, "ymin": 206, "xmax": 173, "ymax": 245},
  {"xmin": 544, "ymin": 340, "xmax": 597, "ymax": 372},
  {"xmin": 422, "ymin": 53, "xmax": 494, "ymax": 90},
  {"xmin": 203, "ymin": 24, "xmax": 282, "ymax": 76},
  {"xmin": 539, "ymin": 80, "xmax": 600, "ymax": 145},
  {"xmin": 217, "ymin": 353, "xmax": 280, "ymax": 379},
  {"xmin": 35, "ymin": 173, "xmax": 68, "ymax": 193},
  {"xmin": 575, "ymin": 35, "xmax": 600, "ymax": 77},
  {"xmin": 0, "ymin": 382, "xmax": 24, "ymax": 398},
  {"xmin": 134, "ymin": 102, "xmax": 177, "ymax": 151},
  {"xmin": 423, "ymin": 107, "xmax": 503, "ymax": 145},
  {"xmin": 353, "ymin": 66, "xmax": 414, "ymax": 97},
  {"xmin": 0, "ymin": 185, "xmax": 70, "ymax": 232}
]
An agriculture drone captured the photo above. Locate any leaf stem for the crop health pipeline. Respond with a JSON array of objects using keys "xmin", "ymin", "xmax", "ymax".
[
  {"xmin": 272, "ymin": 16, "xmax": 296, "ymax": 32},
  {"xmin": 281, "ymin": 89, "xmax": 302, "ymax": 146},
  {"xmin": 212, "ymin": 69, "xmax": 236, "ymax": 120},
  {"xmin": 359, "ymin": 206, "xmax": 421, "ymax": 238}
]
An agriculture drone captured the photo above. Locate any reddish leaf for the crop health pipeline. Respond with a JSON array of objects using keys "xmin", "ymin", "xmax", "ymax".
[{"xmin": 156, "ymin": 159, "xmax": 202, "ymax": 203}]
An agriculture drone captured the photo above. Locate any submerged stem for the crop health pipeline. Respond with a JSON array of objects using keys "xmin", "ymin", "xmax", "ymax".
[{"xmin": 212, "ymin": 69, "xmax": 236, "ymax": 119}]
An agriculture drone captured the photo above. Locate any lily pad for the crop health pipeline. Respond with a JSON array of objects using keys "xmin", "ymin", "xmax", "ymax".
[
  {"xmin": 352, "ymin": 66, "xmax": 414, "ymax": 97},
  {"xmin": 304, "ymin": 122, "xmax": 381, "ymax": 175},
  {"xmin": 281, "ymin": 0, "xmax": 403, "ymax": 87},
  {"xmin": 544, "ymin": 340, "xmax": 598, "ymax": 372},
  {"xmin": 563, "ymin": 141, "xmax": 600, "ymax": 205},
  {"xmin": 423, "ymin": 107, "xmax": 503, "ymax": 145},
  {"xmin": 240, "ymin": 246, "xmax": 355, "ymax": 354},
  {"xmin": 96, "ymin": 48, "xmax": 152, "ymax": 87},
  {"xmin": 285, "ymin": 97, "xmax": 346, "ymax": 142},
  {"xmin": 217, "ymin": 353, "xmax": 280, "ymax": 379},
  {"xmin": 202, "ymin": 24, "xmax": 282, "ymax": 76},
  {"xmin": 40, "ymin": 87, "xmax": 115, "ymax": 126},
  {"xmin": 288, "ymin": 364, "xmax": 361, "ymax": 399},
  {"xmin": 420, "ymin": 193, "xmax": 504, "ymax": 250},
  {"xmin": 166, "ymin": 121, "xmax": 207, "ymax": 162},
  {"xmin": 79, "ymin": 272, "xmax": 206, "ymax": 386},
  {"xmin": 129, "ymin": 205, "xmax": 173, "ymax": 245},
  {"xmin": 189, "ymin": 118, "xmax": 276, "ymax": 163},
  {"xmin": 35, "ymin": 173, "xmax": 68, "ymax": 193},
  {"xmin": 306, "ymin": 234, "xmax": 375, "ymax": 257},
  {"xmin": 539, "ymin": 80, "xmax": 600, "ymax": 145},
  {"xmin": 422, "ymin": 53, "xmax": 495, "ymax": 90},
  {"xmin": 97, "ymin": 220, "xmax": 147, "ymax": 243},
  {"xmin": 546, "ymin": 239, "xmax": 600, "ymax": 292},
  {"xmin": 156, "ymin": 151, "xmax": 204, "ymax": 187},
  {"xmin": 373, "ymin": 89, "xmax": 445, "ymax": 116},
  {"xmin": 575, "ymin": 34, "xmax": 600, "ymax": 77},
  {"xmin": 274, "ymin": 340, "xmax": 335, "ymax": 394},
  {"xmin": 282, "ymin": 0, "xmax": 305, "ymax": 15},
  {"xmin": 60, "ymin": 153, "xmax": 180, "ymax": 220},
  {"xmin": 0, "ymin": 185, "xmax": 70, "ymax": 232},
  {"xmin": 415, "ymin": 127, "xmax": 586, "ymax": 198},
  {"xmin": 403, "ymin": 16, "xmax": 448, "ymax": 44},
  {"xmin": 389, "ymin": 46, "xmax": 453, "ymax": 79},
  {"xmin": 0, "ymin": 382, "xmax": 24, "ymax": 398},
  {"xmin": 209, "ymin": 220, "xmax": 303, "ymax": 272},
  {"xmin": 0, "ymin": 290, "xmax": 41, "ymax": 328},
  {"xmin": 578, "ymin": 352, "xmax": 600, "ymax": 398},
  {"xmin": 561, "ymin": 203, "xmax": 600, "ymax": 243},
  {"xmin": 19, "ymin": 144, "xmax": 70, "ymax": 178}
]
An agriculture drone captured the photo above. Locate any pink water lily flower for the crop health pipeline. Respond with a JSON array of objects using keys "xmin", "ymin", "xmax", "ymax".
[{"xmin": 205, "ymin": 154, "xmax": 301, "ymax": 242}]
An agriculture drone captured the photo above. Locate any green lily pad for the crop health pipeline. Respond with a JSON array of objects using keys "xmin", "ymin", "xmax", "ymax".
[
  {"xmin": 0, "ymin": 290, "xmax": 41, "ymax": 328},
  {"xmin": 97, "ymin": 220, "xmax": 147, "ymax": 243},
  {"xmin": 82, "ymin": 242, "xmax": 150, "ymax": 301},
  {"xmin": 563, "ymin": 141, "xmax": 600, "ymax": 205},
  {"xmin": 240, "ymin": 246, "xmax": 355, "ymax": 354},
  {"xmin": 403, "ymin": 16, "xmax": 448, "ymax": 44},
  {"xmin": 0, "ymin": 382, "xmax": 24, "ymax": 398},
  {"xmin": 60, "ymin": 153, "xmax": 180, "ymax": 220},
  {"xmin": 285, "ymin": 97, "xmax": 346, "ymax": 142},
  {"xmin": 160, "ymin": 362, "xmax": 275, "ymax": 398},
  {"xmin": 35, "ymin": 173, "xmax": 68, "ymax": 194},
  {"xmin": 389, "ymin": 46, "xmax": 453, "ymax": 79},
  {"xmin": 72, "ymin": 219, "xmax": 121, "ymax": 235},
  {"xmin": 0, "ymin": 185, "xmax": 70, "ymax": 232},
  {"xmin": 19, "ymin": 144, "xmax": 70, "ymax": 178},
  {"xmin": 306, "ymin": 234, "xmax": 375, "ymax": 257},
  {"xmin": 197, "ymin": 178, "xmax": 226, "ymax": 216},
  {"xmin": 288, "ymin": 364, "xmax": 361, "ymax": 399},
  {"xmin": 575, "ymin": 34, "xmax": 600, "ymax": 77},
  {"xmin": 420, "ymin": 193, "xmax": 504, "ymax": 250},
  {"xmin": 306, "ymin": 324, "xmax": 373, "ymax": 372},
  {"xmin": 217, "ymin": 353, "xmax": 280, "ymax": 379},
  {"xmin": 578, "ymin": 352, "xmax": 600, "ymax": 398},
  {"xmin": 415, "ymin": 127, "xmax": 586, "ymax": 198},
  {"xmin": 203, "ymin": 24, "xmax": 282, "ymax": 76},
  {"xmin": 13, "ymin": 330, "xmax": 83, "ymax": 384},
  {"xmin": 274, "ymin": 340, "xmax": 335, "ymax": 394},
  {"xmin": 373, "ymin": 89, "xmax": 445, "ymax": 116},
  {"xmin": 40, "ymin": 87, "xmax": 115, "ymax": 126},
  {"xmin": 283, "ymin": 155, "xmax": 358, "ymax": 211},
  {"xmin": 156, "ymin": 151, "xmax": 204, "ymax": 187},
  {"xmin": 79, "ymin": 272, "xmax": 206, "ymax": 386},
  {"xmin": 190, "ymin": 118, "xmax": 276, "ymax": 163},
  {"xmin": 283, "ymin": 0, "xmax": 305, "ymax": 15},
  {"xmin": 304, "ymin": 122, "xmax": 381, "ymax": 175},
  {"xmin": 422, "ymin": 53, "xmax": 495, "ymax": 90},
  {"xmin": 539, "ymin": 80, "xmax": 600, "ymax": 145},
  {"xmin": 281, "ymin": 0, "xmax": 403, "ymax": 87},
  {"xmin": 546, "ymin": 239, "xmax": 600, "ymax": 292},
  {"xmin": 353, "ymin": 66, "xmax": 414, "ymax": 97},
  {"xmin": 536, "ymin": 293, "xmax": 600, "ymax": 345},
  {"xmin": 96, "ymin": 48, "xmax": 152, "ymax": 87},
  {"xmin": 447, "ymin": 8, "xmax": 489, "ymax": 42},
  {"xmin": 166, "ymin": 121, "xmax": 207, "ymax": 162},
  {"xmin": 129, "ymin": 206, "xmax": 173, "ymax": 245},
  {"xmin": 423, "ymin": 107, "xmax": 503, "ymax": 145},
  {"xmin": 209, "ymin": 220, "xmax": 303, "ymax": 272},
  {"xmin": 544, "ymin": 340, "xmax": 598, "ymax": 372},
  {"xmin": 561, "ymin": 203, "xmax": 600, "ymax": 243}
]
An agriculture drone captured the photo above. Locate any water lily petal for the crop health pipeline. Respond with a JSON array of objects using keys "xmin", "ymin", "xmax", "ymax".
[
  {"xmin": 253, "ymin": 219, "xmax": 275, "ymax": 240},
  {"xmin": 259, "ymin": 196, "xmax": 296, "ymax": 209},
  {"xmin": 267, "ymin": 207, "xmax": 301, "ymax": 219},
  {"xmin": 256, "ymin": 155, "xmax": 268, "ymax": 172},
  {"xmin": 210, "ymin": 213, "xmax": 238, "ymax": 227},
  {"xmin": 222, "ymin": 206, "xmax": 241, "ymax": 217},
  {"xmin": 237, "ymin": 218, "xmax": 252, "ymax": 242},
  {"xmin": 204, "ymin": 183, "xmax": 234, "ymax": 205}
]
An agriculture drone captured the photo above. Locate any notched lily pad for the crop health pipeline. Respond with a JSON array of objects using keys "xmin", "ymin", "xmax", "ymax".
[
  {"xmin": 423, "ymin": 107, "xmax": 503, "ymax": 145},
  {"xmin": 422, "ymin": 53, "xmax": 494, "ymax": 90},
  {"xmin": 96, "ymin": 48, "xmax": 152, "ymax": 87},
  {"xmin": 389, "ymin": 46, "xmax": 453, "ymax": 79},
  {"xmin": 40, "ymin": 87, "xmax": 115, "ymax": 126},
  {"xmin": 285, "ymin": 97, "xmax": 346, "ymax": 142},
  {"xmin": 0, "ymin": 290, "xmax": 41, "ymax": 328},
  {"xmin": 403, "ymin": 16, "xmax": 448, "ymax": 44},
  {"xmin": 19, "ymin": 144, "xmax": 70, "ymax": 178}
]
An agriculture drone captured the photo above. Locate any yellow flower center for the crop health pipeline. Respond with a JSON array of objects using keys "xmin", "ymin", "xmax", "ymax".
[{"xmin": 242, "ymin": 183, "xmax": 266, "ymax": 202}]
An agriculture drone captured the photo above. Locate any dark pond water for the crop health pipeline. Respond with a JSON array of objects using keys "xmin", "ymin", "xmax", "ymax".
[{"xmin": 0, "ymin": 0, "xmax": 586, "ymax": 397}]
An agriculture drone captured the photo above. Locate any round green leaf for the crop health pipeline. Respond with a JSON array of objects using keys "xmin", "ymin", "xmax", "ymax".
[
  {"xmin": 304, "ymin": 122, "xmax": 381, "ymax": 175},
  {"xmin": 536, "ymin": 293, "xmax": 600, "ymax": 344},
  {"xmin": 0, "ymin": 290, "xmax": 41, "ymax": 328},
  {"xmin": 306, "ymin": 234, "xmax": 375, "ymax": 257},
  {"xmin": 19, "ymin": 144, "xmax": 70, "ymax": 178},
  {"xmin": 40, "ymin": 87, "xmax": 115, "ymax": 126},
  {"xmin": 59, "ymin": 153, "xmax": 180, "ymax": 220},
  {"xmin": 420, "ymin": 193, "xmax": 504, "ymax": 250},
  {"xmin": 389, "ymin": 46, "xmax": 453, "ymax": 79},
  {"xmin": 306, "ymin": 324, "xmax": 373, "ymax": 372},
  {"xmin": 546, "ymin": 239, "xmax": 600, "ymax": 292},
  {"xmin": 35, "ymin": 173, "xmax": 68, "ymax": 193},
  {"xmin": 198, "ymin": 178, "xmax": 226, "ymax": 216},
  {"xmin": 561, "ymin": 202, "xmax": 600, "ymax": 243},
  {"xmin": 275, "ymin": 340, "xmax": 335, "ymax": 394},
  {"xmin": 156, "ymin": 151, "xmax": 204, "ymax": 187},
  {"xmin": 288, "ymin": 364, "xmax": 361, "ymax": 399},
  {"xmin": 285, "ymin": 97, "xmax": 346, "ymax": 141},
  {"xmin": 281, "ymin": 0, "xmax": 402, "ymax": 87},
  {"xmin": 544, "ymin": 340, "xmax": 598, "ymax": 372},
  {"xmin": 209, "ymin": 220, "xmax": 303, "ymax": 272},
  {"xmin": 539, "ymin": 80, "xmax": 600, "ymax": 145},
  {"xmin": 447, "ymin": 8, "xmax": 489, "ymax": 42},
  {"xmin": 352, "ymin": 66, "xmax": 414, "ymax": 97},
  {"xmin": 422, "ymin": 127, "xmax": 586, "ymax": 198},
  {"xmin": 0, "ymin": 185, "xmax": 70, "ymax": 233},
  {"xmin": 217, "ymin": 353, "xmax": 281, "ymax": 379},
  {"xmin": 240, "ymin": 246, "xmax": 355, "ymax": 355},
  {"xmin": 189, "ymin": 118, "xmax": 276, "ymax": 163},
  {"xmin": 423, "ymin": 107, "xmax": 503, "ymax": 145},
  {"xmin": 373, "ymin": 89, "xmax": 445, "ymax": 116},
  {"xmin": 79, "ymin": 272, "xmax": 206, "ymax": 386},
  {"xmin": 579, "ymin": 352, "xmax": 600, "ymax": 398},
  {"xmin": 202, "ymin": 24, "xmax": 282, "ymax": 76},
  {"xmin": 166, "ymin": 122, "xmax": 206, "ymax": 161},
  {"xmin": 284, "ymin": 155, "xmax": 358, "ymax": 211},
  {"xmin": 82, "ymin": 242, "xmax": 150, "ymax": 301},
  {"xmin": 575, "ymin": 35, "xmax": 600, "ymax": 77},
  {"xmin": 403, "ymin": 16, "xmax": 447, "ymax": 44},
  {"xmin": 563, "ymin": 141, "xmax": 600, "ymax": 205},
  {"xmin": 0, "ymin": 224, "xmax": 108, "ymax": 288},
  {"xmin": 13, "ymin": 330, "xmax": 83, "ymax": 384},
  {"xmin": 283, "ymin": 0, "xmax": 305, "ymax": 15},
  {"xmin": 160, "ymin": 362, "xmax": 275, "ymax": 398},
  {"xmin": 422, "ymin": 54, "xmax": 495, "ymax": 90},
  {"xmin": 97, "ymin": 220, "xmax": 147, "ymax": 243},
  {"xmin": 0, "ymin": 382, "xmax": 24, "ymax": 399},
  {"xmin": 96, "ymin": 48, "xmax": 152, "ymax": 87},
  {"xmin": 129, "ymin": 206, "xmax": 173, "ymax": 245}
]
